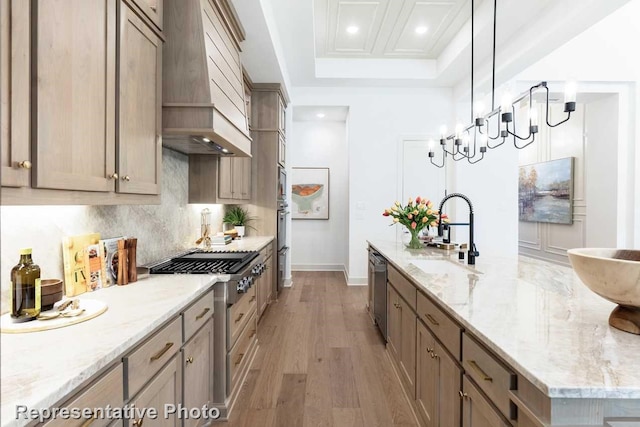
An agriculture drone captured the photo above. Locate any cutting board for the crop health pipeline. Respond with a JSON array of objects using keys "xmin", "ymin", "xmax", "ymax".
[{"xmin": 0, "ymin": 299, "xmax": 108, "ymax": 334}]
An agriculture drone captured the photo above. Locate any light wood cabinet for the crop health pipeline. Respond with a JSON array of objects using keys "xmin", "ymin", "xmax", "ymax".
[
  {"xmin": 278, "ymin": 134, "xmax": 286, "ymax": 167},
  {"xmin": 218, "ymin": 157, "xmax": 251, "ymax": 200},
  {"xmin": 462, "ymin": 376, "xmax": 511, "ymax": 427},
  {"xmin": 0, "ymin": 0, "xmax": 30, "ymax": 188},
  {"xmin": 43, "ymin": 364, "xmax": 124, "ymax": 427},
  {"xmin": 128, "ymin": 0, "xmax": 163, "ymax": 31},
  {"xmin": 387, "ymin": 283, "xmax": 416, "ymax": 397},
  {"xmin": 1, "ymin": 0, "xmax": 162, "ymax": 204},
  {"xmin": 31, "ymin": 0, "xmax": 116, "ymax": 192},
  {"xmin": 416, "ymin": 321, "xmax": 462, "ymax": 427},
  {"xmin": 278, "ymin": 96, "xmax": 286, "ymax": 135},
  {"xmin": 118, "ymin": 1, "xmax": 162, "ymax": 195},
  {"xmin": 182, "ymin": 319, "xmax": 214, "ymax": 427},
  {"xmin": 257, "ymin": 253, "xmax": 273, "ymax": 319},
  {"xmin": 129, "ymin": 355, "xmax": 182, "ymax": 427}
]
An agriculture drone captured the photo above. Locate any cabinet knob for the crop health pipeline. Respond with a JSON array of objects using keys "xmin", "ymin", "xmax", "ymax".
[
  {"xmin": 108, "ymin": 173, "xmax": 119, "ymax": 180},
  {"xmin": 459, "ymin": 391, "xmax": 468, "ymax": 399},
  {"xmin": 186, "ymin": 356, "xmax": 194, "ymax": 364},
  {"xmin": 18, "ymin": 160, "xmax": 31, "ymax": 169},
  {"xmin": 122, "ymin": 175, "xmax": 131, "ymax": 182}
]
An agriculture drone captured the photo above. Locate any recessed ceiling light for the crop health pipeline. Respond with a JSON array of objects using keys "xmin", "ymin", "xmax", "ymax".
[
  {"xmin": 415, "ymin": 26, "xmax": 428, "ymax": 35},
  {"xmin": 346, "ymin": 26, "xmax": 359, "ymax": 34},
  {"xmin": 316, "ymin": 113, "xmax": 326, "ymax": 118}
]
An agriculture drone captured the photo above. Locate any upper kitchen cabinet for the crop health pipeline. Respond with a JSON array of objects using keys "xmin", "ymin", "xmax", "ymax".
[
  {"xmin": 128, "ymin": 0, "xmax": 163, "ymax": 32},
  {"xmin": 30, "ymin": 0, "xmax": 116, "ymax": 192},
  {"xmin": 1, "ymin": 0, "xmax": 30, "ymax": 188},
  {"xmin": 162, "ymin": 0, "xmax": 252, "ymax": 157},
  {"xmin": 118, "ymin": 1, "xmax": 162, "ymax": 195},
  {"xmin": 1, "ymin": 0, "xmax": 163, "ymax": 204}
]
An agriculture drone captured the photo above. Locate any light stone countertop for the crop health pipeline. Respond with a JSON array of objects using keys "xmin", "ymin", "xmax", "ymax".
[
  {"xmin": 368, "ymin": 239, "xmax": 640, "ymax": 400},
  {"xmin": 0, "ymin": 236, "xmax": 274, "ymax": 427}
]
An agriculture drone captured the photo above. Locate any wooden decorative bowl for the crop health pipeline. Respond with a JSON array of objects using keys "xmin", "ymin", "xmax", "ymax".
[
  {"xmin": 41, "ymin": 279, "xmax": 64, "ymax": 311},
  {"xmin": 568, "ymin": 248, "xmax": 640, "ymax": 335}
]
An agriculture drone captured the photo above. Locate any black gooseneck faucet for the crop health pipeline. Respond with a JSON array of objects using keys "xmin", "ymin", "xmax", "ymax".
[{"xmin": 437, "ymin": 193, "xmax": 479, "ymax": 265}]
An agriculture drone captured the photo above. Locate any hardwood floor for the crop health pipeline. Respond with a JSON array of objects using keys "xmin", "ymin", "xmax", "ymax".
[{"xmin": 221, "ymin": 271, "xmax": 418, "ymax": 427}]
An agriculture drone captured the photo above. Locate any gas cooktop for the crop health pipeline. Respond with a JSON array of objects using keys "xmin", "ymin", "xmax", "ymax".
[{"xmin": 149, "ymin": 250, "xmax": 259, "ymax": 275}]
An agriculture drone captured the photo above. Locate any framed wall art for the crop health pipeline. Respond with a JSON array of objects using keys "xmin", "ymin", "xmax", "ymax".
[
  {"xmin": 518, "ymin": 157, "xmax": 574, "ymax": 224},
  {"xmin": 291, "ymin": 167, "xmax": 329, "ymax": 220}
]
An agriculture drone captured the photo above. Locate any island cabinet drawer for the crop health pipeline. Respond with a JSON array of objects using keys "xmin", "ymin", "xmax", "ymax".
[
  {"xmin": 388, "ymin": 264, "xmax": 416, "ymax": 310},
  {"xmin": 44, "ymin": 364, "xmax": 124, "ymax": 427},
  {"xmin": 462, "ymin": 333, "xmax": 517, "ymax": 421},
  {"xmin": 417, "ymin": 291, "xmax": 462, "ymax": 359},
  {"xmin": 228, "ymin": 311, "xmax": 257, "ymax": 390},
  {"xmin": 183, "ymin": 289, "xmax": 214, "ymax": 342},
  {"xmin": 228, "ymin": 285, "xmax": 256, "ymax": 348},
  {"xmin": 124, "ymin": 316, "xmax": 181, "ymax": 398}
]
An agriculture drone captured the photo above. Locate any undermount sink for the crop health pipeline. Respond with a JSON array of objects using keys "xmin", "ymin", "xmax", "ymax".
[
  {"xmin": 409, "ymin": 259, "xmax": 480, "ymax": 275},
  {"xmin": 567, "ymin": 248, "xmax": 640, "ymax": 335}
]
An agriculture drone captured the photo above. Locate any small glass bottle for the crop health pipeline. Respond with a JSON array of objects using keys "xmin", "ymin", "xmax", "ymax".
[{"xmin": 10, "ymin": 248, "xmax": 41, "ymax": 322}]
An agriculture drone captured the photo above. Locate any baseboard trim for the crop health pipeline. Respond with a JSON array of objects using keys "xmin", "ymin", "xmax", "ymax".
[
  {"xmin": 346, "ymin": 276, "xmax": 367, "ymax": 286},
  {"xmin": 291, "ymin": 263, "xmax": 346, "ymax": 271},
  {"xmin": 284, "ymin": 278, "xmax": 293, "ymax": 288}
]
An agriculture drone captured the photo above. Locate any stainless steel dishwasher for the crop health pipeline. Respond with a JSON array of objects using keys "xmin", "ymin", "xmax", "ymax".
[{"xmin": 369, "ymin": 251, "xmax": 387, "ymax": 341}]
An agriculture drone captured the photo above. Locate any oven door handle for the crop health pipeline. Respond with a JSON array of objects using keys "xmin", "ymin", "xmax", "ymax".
[
  {"xmin": 279, "ymin": 211, "xmax": 290, "ymax": 217},
  {"xmin": 279, "ymin": 246, "xmax": 290, "ymax": 255}
]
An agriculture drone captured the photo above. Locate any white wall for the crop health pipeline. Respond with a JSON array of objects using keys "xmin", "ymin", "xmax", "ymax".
[
  {"xmin": 292, "ymin": 87, "xmax": 453, "ymax": 282},
  {"xmin": 0, "ymin": 149, "xmax": 224, "ymax": 313},
  {"xmin": 585, "ymin": 95, "xmax": 619, "ymax": 247},
  {"xmin": 290, "ymin": 120, "xmax": 349, "ymax": 273}
]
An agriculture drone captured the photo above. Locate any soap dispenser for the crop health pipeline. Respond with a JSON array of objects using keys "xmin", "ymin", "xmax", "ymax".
[{"xmin": 442, "ymin": 224, "xmax": 451, "ymax": 244}]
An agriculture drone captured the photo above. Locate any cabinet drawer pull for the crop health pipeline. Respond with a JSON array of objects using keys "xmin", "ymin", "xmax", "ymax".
[
  {"xmin": 150, "ymin": 5, "xmax": 157, "ymax": 12},
  {"xmin": 468, "ymin": 360, "xmax": 493, "ymax": 382},
  {"xmin": 427, "ymin": 347, "xmax": 434, "ymax": 353},
  {"xmin": 18, "ymin": 160, "xmax": 32, "ymax": 169},
  {"xmin": 459, "ymin": 391, "xmax": 468, "ymax": 399},
  {"xmin": 149, "ymin": 342, "xmax": 173, "ymax": 361},
  {"xmin": 186, "ymin": 356, "xmax": 194, "ymax": 364},
  {"xmin": 249, "ymin": 329, "xmax": 256, "ymax": 338},
  {"xmin": 235, "ymin": 353, "xmax": 244, "ymax": 366},
  {"xmin": 122, "ymin": 175, "xmax": 131, "ymax": 181},
  {"xmin": 425, "ymin": 313, "xmax": 440, "ymax": 326},
  {"xmin": 132, "ymin": 418, "xmax": 144, "ymax": 426},
  {"xmin": 235, "ymin": 312, "xmax": 245, "ymax": 323},
  {"xmin": 195, "ymin": 307, "xmax": 210, "ymax": 320},
  {"xmin": 108, "ymin": 173, "xmax": 118, "ymax": 180}
]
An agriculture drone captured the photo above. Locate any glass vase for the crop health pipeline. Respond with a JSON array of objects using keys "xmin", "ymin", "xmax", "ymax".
[{"xmin": 406, "ymin": 227, "xmax": 423, "ymax": 249}]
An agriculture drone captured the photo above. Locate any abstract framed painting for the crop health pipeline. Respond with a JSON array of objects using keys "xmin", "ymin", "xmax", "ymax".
[
  {"xmin": 291, "ymin": 167, "xmax": 329, "ymax": 220},
  {"xmin": 518, "ymin": 157, "xmax": 574, "ymax": 224}
]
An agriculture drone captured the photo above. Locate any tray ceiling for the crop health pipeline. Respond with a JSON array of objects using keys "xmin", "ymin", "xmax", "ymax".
[{"xmin": 315, "ymin": 0, "xmax": 473, "ymax": 59}]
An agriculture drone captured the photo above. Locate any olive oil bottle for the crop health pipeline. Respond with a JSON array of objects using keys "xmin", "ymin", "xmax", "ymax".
[{"xmin": 10, "ymin": 248, "xmax": 41, "ymax": 322}]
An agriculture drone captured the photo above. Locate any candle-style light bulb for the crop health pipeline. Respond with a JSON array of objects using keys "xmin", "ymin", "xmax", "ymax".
[
  {"xmin": 564, "ymin": 81, "xmax": 577, "ymax": 104},
  {"xmin": 479, "ymin": 133, "xmax": 487, "ymax": 153},
  {"xmin": 439, "ymin": 125, "xmax": 448, "ymax": 139},
  {"xmin": 428, "ymin": 139, "xmax": 435, "ymax": 151},
  {"xmin": 474, "ymin": 101, "xmax": 485, "ymax": 118},
  {"xmin": 455, "ymin": 123, "xmax": 463, "ymax": 138},
  {"xmin": 463, "ymin": 134, "xmax": 470, "ymax": 146},
  {"xmin": 530, "ymin": 101, "xmax": 538, "ymax": 126},
  {"xmin": 501, "ymin": 91, "xmax": 513, "ymax": 123},
  {"xmin": 564, "ymin": 81, "xmax": 577, "ymax": 112}
]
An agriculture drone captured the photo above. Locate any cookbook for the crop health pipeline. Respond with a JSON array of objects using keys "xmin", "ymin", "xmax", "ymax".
[
  {"xmin": 100, "ymin": 237, "xmax": 126, "ymax": 286},
  {"xmin": 62, "ymin": 233, "xmax": 107, "ymax": 296}
]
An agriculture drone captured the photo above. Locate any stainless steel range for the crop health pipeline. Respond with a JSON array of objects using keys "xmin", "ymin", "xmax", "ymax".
[
  {"xmin": 149, "ymin": 250, "xmax": 264, "ymax": 304},
  {"xmin": 149, "ymin": 249, "xmax": 265, "ymax": 419}
]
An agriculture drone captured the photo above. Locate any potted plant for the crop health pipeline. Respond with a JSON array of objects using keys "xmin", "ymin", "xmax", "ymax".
[{"xmin": 222, "ymin": 206, "xmax": 256, "ymax": 239}]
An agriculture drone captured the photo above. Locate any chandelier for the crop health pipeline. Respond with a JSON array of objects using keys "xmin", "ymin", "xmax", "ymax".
[{"xmin": 429, "ymin": 0, "xmax": 576, "ymax": 167}]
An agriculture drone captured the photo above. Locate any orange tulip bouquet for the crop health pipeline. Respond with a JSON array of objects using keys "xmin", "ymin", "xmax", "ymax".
[{"xmin": 383, "ymin": 197, "xmax": 448, "ymax": 249}]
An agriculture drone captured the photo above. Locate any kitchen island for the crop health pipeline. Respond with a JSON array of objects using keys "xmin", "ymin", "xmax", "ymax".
[
  {"xmin": 0, "ymin": 236, "xmax": 274, "ymax": 427},
  {"xmin": 368, "ymin": 239, "xmax": 640, "ymax": 427}
]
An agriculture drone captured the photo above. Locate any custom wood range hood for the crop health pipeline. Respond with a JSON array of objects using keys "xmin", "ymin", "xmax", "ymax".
[{"xmin": 162, "ymin": 0, "xmax": 252, "ymax": 157}]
